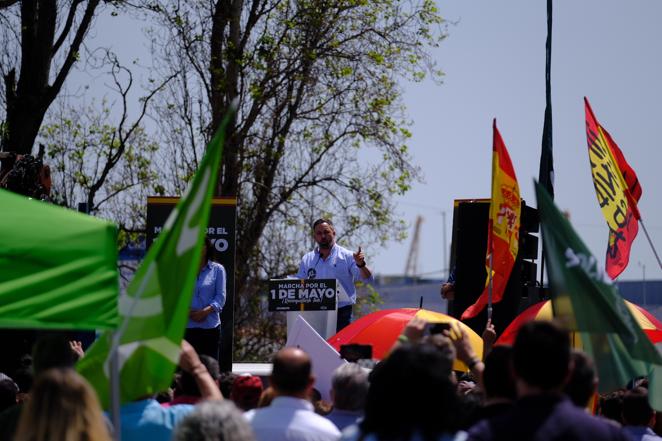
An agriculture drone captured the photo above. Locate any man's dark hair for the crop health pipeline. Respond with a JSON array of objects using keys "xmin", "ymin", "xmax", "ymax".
[
  {"xmin": 622, "ymin": 387, "xmax": 653, "ymax": 426},
  {"xmin": 270, "ymin": 349, "xmax": 311, "ymax": 395},
  {"xmin": 564, "ymin": 350, "xmax": 597, "ymax": 408},
  {"xmin": 312, "ymin": 218, "xmax": 334, "ymax": 230},
  {"xmin": 361, "ymin": 342, "xmax": 460, "ymax": 439},
  {"xmin": 513, "ymin": 321, "xmax": 570, "ymax": 391},
  {"xmin": 483, "ymin": 345, "xmax": 516, "ymax": 400},
  {"xmin": 218, "ymin": 371, "xmax": 237, "ymax": 399},
  {"xmin": 203, "ymin": 236, "xmax": 217, "ymax": 262},
  {"xmin": 199, "ymin": 355, "xmax": 220, "ymax": 380},
  {"xmin": 599, "ymin": 390, "xmax": 625, "ymax": 424},
  {"xmin": 177, "ymin": 355, "xmax": 219, "ymax": 397},
  {"xmin": 32, "ymin": 334, "xmax": 78, "ymax": 375}
]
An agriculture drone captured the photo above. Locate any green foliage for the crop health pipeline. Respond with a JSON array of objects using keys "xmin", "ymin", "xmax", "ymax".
[
  {"xmin": 39, "ymin": 100, "xmax": 159, "ymax": 229},
  {"xmin": 354, "ymin": 281, "xmax": 384, "ymax": 318}
]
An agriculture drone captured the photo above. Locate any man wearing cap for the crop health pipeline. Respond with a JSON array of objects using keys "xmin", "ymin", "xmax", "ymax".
[
  {"xmin": 231, "ymin": 375, "xmax": 263, "ymax": 411},
  {"xmin": 295, "ymin": 219, "xmax": 373, "ymax": 332}
]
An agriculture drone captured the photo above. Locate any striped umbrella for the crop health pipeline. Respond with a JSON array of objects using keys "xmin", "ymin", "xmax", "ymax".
[
  {"xmin": 327, "ymin": 308, "xmax": 483, "ymax": 371},
  {"xmin": 496, "ymin": 300, "xmax": 662, "ymax": 346}
]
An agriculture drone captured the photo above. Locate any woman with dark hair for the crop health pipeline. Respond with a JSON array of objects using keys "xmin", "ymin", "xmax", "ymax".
[
  {"xmin": 343, "ymin": 342, "xmax": 466, "ymax": 441},
  {"xmin": 185, "ymin": 236, "xmax": 226, "ymax": 361}
]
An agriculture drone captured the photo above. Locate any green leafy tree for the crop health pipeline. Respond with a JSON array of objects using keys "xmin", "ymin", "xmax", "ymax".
[
  {"xmin": 39, "ymin": 51, "xmax": 173, "ymax": 232},
  {"xmin": 142, "ymin": 0, "xmax": 446, "ymax": 358}
]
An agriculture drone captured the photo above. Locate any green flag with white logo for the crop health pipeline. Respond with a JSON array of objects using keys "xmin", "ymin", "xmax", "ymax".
[
  {"xmin": 0, "ymin": 189, "xmax": 118, "ymax": 330},
  {"xmin": 78, "ymin": 117, "xmax": 229, "ymax": 408},
  {"xmin": 535, "ymin": 181, "xmax": 662, "ymax": 410}
]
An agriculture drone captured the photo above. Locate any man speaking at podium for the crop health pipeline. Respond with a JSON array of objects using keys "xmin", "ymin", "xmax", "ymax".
[{"xmin": 295, "ymin": 218, "xmax": 373, "ymax": 332}]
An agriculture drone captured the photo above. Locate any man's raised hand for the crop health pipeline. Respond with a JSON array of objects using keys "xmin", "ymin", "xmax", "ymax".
[{"xmin": 353, "ymin": 246, "xmax": 366, "ymax": 267}]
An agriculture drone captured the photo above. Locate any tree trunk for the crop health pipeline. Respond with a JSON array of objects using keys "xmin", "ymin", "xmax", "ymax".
[
  {"xmin": 1, "ymin": 0, "xmax": 100, "ymax": 155},
  {"xmin": 210, "ymin": 0, "xmax": 242, "ymax": 197},
  {"xmin": 2, "ymin": 0, "xmax": 55, "ymax": 155}
]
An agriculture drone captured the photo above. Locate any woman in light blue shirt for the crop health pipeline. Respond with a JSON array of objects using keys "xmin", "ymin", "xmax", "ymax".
[{"xmin": 185, "ymin": 237, "xmax": 226, "ymax": 360}]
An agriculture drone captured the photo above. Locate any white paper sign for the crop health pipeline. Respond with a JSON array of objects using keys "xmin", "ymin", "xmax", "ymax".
[{"xmin": 285, "ymin": 315, "xmax": 347, "ymax": 401}]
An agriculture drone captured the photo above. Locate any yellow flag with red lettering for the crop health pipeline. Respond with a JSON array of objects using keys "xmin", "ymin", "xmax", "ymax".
[
  {"xmin": 462, "ymin": 120, "xmax": 521, "ymax": 319},
  {"xmin": 584, "ymin": 98, "xmax": 641, "ymax": 279}
]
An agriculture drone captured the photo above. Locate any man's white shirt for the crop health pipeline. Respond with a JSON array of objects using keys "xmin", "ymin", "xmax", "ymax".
[{"xmin": 244, "ymin": 396, "xmax": 341, "ymax": 441}]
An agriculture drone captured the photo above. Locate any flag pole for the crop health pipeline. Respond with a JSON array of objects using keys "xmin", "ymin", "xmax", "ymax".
[
  {"xmin": 110, "ymin": 332, "xmax": 121, "ymax": 441},
  {"xmin": 538, "ymin": 0, "xmax": 554, "ymax": 290},
  {"xmin": 639, "ymin": 218, "xmax": 662, "ymax": 271},
  {"xmin": 488, "ymin": 250, "xmax": 494, "ymax": 320}
]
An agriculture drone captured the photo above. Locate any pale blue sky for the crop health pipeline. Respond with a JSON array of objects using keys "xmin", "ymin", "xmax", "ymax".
[
  {"xmin": 371, "ymin": 0, "xmax": 662, "ymax": 282},
  {"xmin": 77, "ymin": 1, "xmax": 662, "ymax": 282}
]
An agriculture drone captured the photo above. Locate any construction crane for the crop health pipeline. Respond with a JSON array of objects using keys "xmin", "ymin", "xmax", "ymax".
[{"xmin": 404, "ymin": 215, "xmax": 423, "ymax": 280}]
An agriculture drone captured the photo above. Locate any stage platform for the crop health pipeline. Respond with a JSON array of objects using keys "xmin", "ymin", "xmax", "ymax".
[{"xmin": 232, "ymin": 362, "xmax": 272, "ymax": 377}]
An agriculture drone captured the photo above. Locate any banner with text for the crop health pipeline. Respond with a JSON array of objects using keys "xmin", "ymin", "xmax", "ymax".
[{"xmin": 269, "ymin": 279, "xmax": 338, "ymax": 311}]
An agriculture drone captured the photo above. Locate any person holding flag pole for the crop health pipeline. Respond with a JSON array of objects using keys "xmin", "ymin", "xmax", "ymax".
[{"xmin": 461, "ymin": 120, "xmax": 521, "ymax": 322}]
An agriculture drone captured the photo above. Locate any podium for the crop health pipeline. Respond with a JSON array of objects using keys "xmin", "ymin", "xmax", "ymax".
[{"xmin": 268, "ymin": 279, "xmax": 350, "ymax": 339}]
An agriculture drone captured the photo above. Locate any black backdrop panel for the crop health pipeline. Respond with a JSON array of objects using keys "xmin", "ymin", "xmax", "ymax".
[
  {"xmin": 448, "ymin": 199, "xmax": 523, "ymax": 337},
  {"xmin": 146, "ymin": 196, "xmax": 236, "ymax": 372}
]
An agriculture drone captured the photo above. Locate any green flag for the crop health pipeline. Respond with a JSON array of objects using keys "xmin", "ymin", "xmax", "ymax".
[
  {"xmin": 0, "ymin": 190, "xmax": 118, "ymax": 330},
  {"xmin": 535, "ymin": 181, "xmax": 662, "ymax": 409},
  {"xmin": 78, "ymin": 118, "xmax": 229, "ymax": 408}
]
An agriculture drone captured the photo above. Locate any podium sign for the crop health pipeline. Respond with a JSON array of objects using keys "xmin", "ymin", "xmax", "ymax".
[{"xmin": 269, "ymin": 279, "xmax": 338, "ymax": 311}]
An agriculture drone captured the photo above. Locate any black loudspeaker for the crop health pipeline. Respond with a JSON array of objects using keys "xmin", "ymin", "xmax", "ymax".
[{"xmin": 448, "ymin": 199, "xmax": 538, "ymax": 337}]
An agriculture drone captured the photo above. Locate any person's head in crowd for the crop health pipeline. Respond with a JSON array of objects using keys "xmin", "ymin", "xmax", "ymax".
[
  {"xmin": 32, "ymin": 334, "xmax": 78, "ymax": 375},
  {"xmin": 200, "ymin": 355, "xmax": 221, "ymax": 381},
  {"xmin": 172, "ymin": 400, "xmax": 256, "ymax": 441},
  {"xmin": 218, "ymin": 371, "xmax": 238, "ymax": 399},
  {"xmin": 269, "ymin": 348, "xmax": 314, "ymax": 398},
  {"xmin": 14, "ymin": 368, "xmax": 111, "ymax": 441},
  {"xmin": 0, "ymin": 374, "xmax": 18, "ymax": 412},
  {"xmin": 456, "ymin": 388, "xmax": 484, "ymax": 429},
  {"xmin": 230, "ymin": 375, "xmax": 264, "ymax": 411},
  {"xmin": 421, "ymin": 333, "xmax": 456, "ymax": 378},
  {"xmin": 622, "ymin": 387, "xmax": 655, "ymax": 427},
  {"xmin": 564, "ymin": 350, "xmax": 598, "ymax": 408},
  {"xmin": 483, "ymin": 345, "xmax": 516, "ymax": 402},
  {"xmin": 176, "ymin": 354, "xmax": 219, "ymax": 398},
  {"xmin": 257, "ymin": 386, "xmax": 276, "ymax": 408},
  {"xmin": 201, "ymin": 235, "xmax": 217, "ymax": 266},
  {"xmin": 360, "ymin": 342, "xmax": 460, "ymax": 439},
  {"xmin": 155, "ymin": 388, "xmax": 174, "ymax": 404},
  {"xmin": 599, "ymin": 389, "xmax": 626, "ymax": 424},
  {"xmin": 512, "ymin": 321, "xmax": 571, "ymax": 395},
  {"xmin": 176, "ymin": 370, "xmax": 202, "ymax": 398},
  {"xmin": 330, "ymin": 363, "xmax": 369, "ymax": 412},
  {"xmin": 18, "ymin": 354, "xmax": 32, "ymax": 369},
  {"xmin": 11, "ymin": 367, "xmax": 33, "ymax": 402}
]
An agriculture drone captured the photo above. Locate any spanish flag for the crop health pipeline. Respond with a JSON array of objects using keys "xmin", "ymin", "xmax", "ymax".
[
  {"xmin": 462, "ymin": 120, "xmax": 521, "ymax": 319},
  {"xmin": 584, "ymin": 98, "xmax": 641, "ymax": 279}
]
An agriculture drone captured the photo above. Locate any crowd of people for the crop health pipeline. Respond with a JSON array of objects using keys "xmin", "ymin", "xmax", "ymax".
[{"xmin": 0, "ymin": 318, "xmax": 660, "ymax": 441}]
